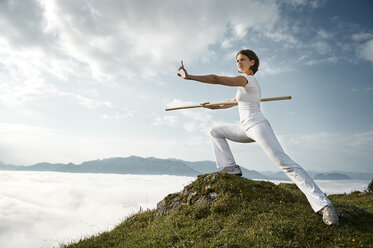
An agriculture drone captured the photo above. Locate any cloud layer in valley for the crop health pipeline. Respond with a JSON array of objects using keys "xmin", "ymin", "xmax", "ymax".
[
  {"xmin": 0, "ymin": 171, "xmax": 194, "ymax": 248},
  {"xmin": 0, "ymin": 171, "xmax": 370, "ymax": 248}
]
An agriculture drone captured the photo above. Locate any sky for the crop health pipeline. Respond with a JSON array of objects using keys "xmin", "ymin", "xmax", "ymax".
[{"xmin": 0, "ymin": 0, "xmax": 372, "ymax": 172}]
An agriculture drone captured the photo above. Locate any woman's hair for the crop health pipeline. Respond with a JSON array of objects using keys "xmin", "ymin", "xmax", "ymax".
[{"xmin": 236, "ymin": 49, "xmax": 259, "ymax": 74}]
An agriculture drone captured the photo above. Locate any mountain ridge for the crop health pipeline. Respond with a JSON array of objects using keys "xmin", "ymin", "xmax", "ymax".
[
  {"xmin": 0, "ymin": 156, "xmax": 371, "ymax": 180},
  {"xmin": 0, "ymin": 156, "xmax": 270, "ymax": 179}
]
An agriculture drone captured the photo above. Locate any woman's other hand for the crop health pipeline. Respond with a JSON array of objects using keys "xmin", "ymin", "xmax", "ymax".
[
  {"xmin": 177, "ymin": 60, "xmax": 189, "ymax": 79},
  {"xmin": 202, "ymin": 100, "xmax": 237, "ymax": 110}
]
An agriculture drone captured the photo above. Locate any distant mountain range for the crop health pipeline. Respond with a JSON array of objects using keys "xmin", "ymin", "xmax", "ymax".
[
  {"xmin": 0, "ymin": 156, "xmax": 372, "ymax": 180},
  {"xmin": 313, "ymin": 173, "xmax": 351, "ymax": 180}
]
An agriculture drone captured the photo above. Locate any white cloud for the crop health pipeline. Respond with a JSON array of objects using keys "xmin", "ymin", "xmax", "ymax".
[
  {"xmin": 74, "ymin": 94, "xmax": 114, "ymax": 109},
  {"xmin": 2, "ymin": 120, "xmax": 372, "ymax": 173},
  {"xmin": 316, "ymin": 28, "xmax": 334, "ymax": 40},
  {"xmin": 277, "ymin": 131, "xmax": 373, "ymax": 172},
  {"xmin": 165, "ymin": 98, "xmax": 213, "ymax": 131},
  {"xmin": 1, "ymin": 0, "xmax": 280, "ymax": 80},
  {"xmin": 0, "ymin": 169, "xmax": 368, "ymax": 248},
  {"xmin": 228, "ymin": 130, "xmax": 373, "ymax": 173},
  {"xmin": 164, "ymin": 99, "xmax": 237, "ymax": 134},
  {"xmin": 0, "ymin": 122, "xmax": 56, "ymax": 141},
  {"xmin": 0, "ymin": 79, "xmax": 55, "ymax": 106},
  {"xmin": 254, "ymin": 21, "xmax": 340, "ymax": 70},
  {"xmin": 166, "ymin": 99, "xmax": 194, "ymax": 109},
  {"xmin": 358, "ymin": 39, "xmax": 373, "ymax": 63},
  {"xmin": 259, "ymin": 57, "xmax": 293, "ymax": 75},
  {"xmin": 351, "ymin": 87, "xmax": 373, "ymax": 92},
  {"xmin": 352, "ymin": 32, "xmax": 373, "ymax": 42},
  {"xmin": 282, "ymin": 131, "xmax": 373, "ymax": 154},
  {"xmin": 0, "ymin": 121, "xmax": 213, "ymax": 165},
  {"xmin": 0, "ymin": 171, "xmax": 194, "ymax": 248},
  {"xmin": 280, "ymin": 0, "xmax": 323, "ymax": 9},
  {"xmin": 221, "ymin": 37, "xmax": 234, "ymax": 49},
  {"xmin": 262, "ymin": 29, "xmax": 300, "ymax": 46},
  {"xmin": 179, "ymin": 109, "xmax": 214, "ymax": 134},
  {"xmin": 0, "ymin": 57, "xmax": 115, "ymax": 110},
  {"xmin": 0, "ymin": 0, "xmax": 49, "ymax": 48},
  {"xmin": 0, "ymin": 0, "xmax": 371, "ymax": 174},
  {"xmin": 312, "ymin": 40, "xmax": 331, "ymax": 55},
  {"xmin": 0, "ymin": 58, "xmax": 57, "ymax": 106},
  {"xmin": 0, "ymin": 122, "xmax": 102, "ymax": 165},
  {"xmin": 0, "ymin": 0, "xmax": 283, "ymax": 117},
  {"xmin": 101, "ymin": 107, "xmax": 135, "ymax": 120},
  {"xmin": 184, "ymin": 122, "xmax": 198, "ymax": 133},
  {"xmin": 152, "ymin": 115, "xmax": 178, "ymax": 127},
  {"xmin": 305, "ymin": 56, "xmax": 339, "ymax": 66}
]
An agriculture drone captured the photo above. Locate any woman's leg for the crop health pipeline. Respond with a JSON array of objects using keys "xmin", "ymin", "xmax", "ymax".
[
  {"xmin": 246, "ymin": 120, "xmax": 331, "ymax": 212},
  {"xmin": 209, "ymin": 124, "xmax": 254, "ymax": 168}
]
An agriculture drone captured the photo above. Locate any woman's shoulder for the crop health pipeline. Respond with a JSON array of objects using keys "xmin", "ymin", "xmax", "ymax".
[
  {"xmin": 244, "ymin": 75, "xmax": 258, "ymax": 84},
  {"xmin": 245, "ymin": 75, "xmax": 255, "ymax": 79}
]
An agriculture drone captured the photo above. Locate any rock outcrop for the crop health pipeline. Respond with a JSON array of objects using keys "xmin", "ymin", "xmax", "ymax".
[{"xmin": 156, "ymin": 173, "xmax": 220, "ymax": 215}]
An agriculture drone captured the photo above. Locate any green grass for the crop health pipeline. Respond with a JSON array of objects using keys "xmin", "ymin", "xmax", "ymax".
[{"xmin": 61, "ymin": 173, "xmax": 373, "ymax": 248}]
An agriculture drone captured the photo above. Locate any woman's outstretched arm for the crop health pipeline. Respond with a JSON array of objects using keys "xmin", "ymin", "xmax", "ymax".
[{"xmin": 177, "ymin": 61, "xmax": 247, "ymax": 87}]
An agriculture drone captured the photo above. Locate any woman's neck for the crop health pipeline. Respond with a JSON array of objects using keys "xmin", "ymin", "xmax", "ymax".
[{"xmin": 243, "ymin": 70, "xmax": 254, "ymax": 76}]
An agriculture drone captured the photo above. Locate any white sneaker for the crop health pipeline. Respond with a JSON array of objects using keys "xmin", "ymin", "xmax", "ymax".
[
  {"xmin": 221, "ymin": 165, "xmax": 242, "ymax": 176},
  {"xmin": 319, "ymin": 205, "xmax": 339, "ymax": 226}
]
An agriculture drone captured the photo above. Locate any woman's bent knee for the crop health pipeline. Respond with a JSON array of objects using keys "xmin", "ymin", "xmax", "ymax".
[{"xmin": 209, "ymin": 126, "xmax": 219, "ymax": 137}]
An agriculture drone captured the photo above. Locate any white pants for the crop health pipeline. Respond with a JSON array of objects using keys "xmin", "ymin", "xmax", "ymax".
[{"xmin": 209, "ymin": 120, "xmax": 331, "ymax": 212}]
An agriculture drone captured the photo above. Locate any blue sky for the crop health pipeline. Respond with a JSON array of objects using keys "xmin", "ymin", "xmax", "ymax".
[{"xmin": 0, "ymin": 0, "xmax": 372, "ymax": 172}]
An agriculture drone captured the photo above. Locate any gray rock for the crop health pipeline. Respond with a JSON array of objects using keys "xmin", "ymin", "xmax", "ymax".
[
  {"xmin": 156, "ymin": 193, "xmax": 184, "ymax": 216},
  {"xmin": 337, "ymin": 211, "xmax": 352, "ymax": 219},
  {"xmin": 156, "ymin": 172, "xmax": 221, "ymax": 216},
  {"xmin": 187, "ymin": 191, "xmax": 197, "ymax": 203},
  {"xmin": 209, "ymin": 192, "xmax": 218, "ymax": 200},
  {"xmin": 194, "ymin": 196, "xmax": 207, "ymax": 205},
  {"xmin": 348, "ymin": 204, "xmax": 367, "ymax": 213},
  {"xmin": 181, "ymin": 189, "xmax": 189, "ymax": 197}
]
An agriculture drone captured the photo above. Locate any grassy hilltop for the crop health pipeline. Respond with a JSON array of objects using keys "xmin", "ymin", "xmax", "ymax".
[{"xmin": 62, "ymin": 173, "xmax": 373, "ymax": 248}]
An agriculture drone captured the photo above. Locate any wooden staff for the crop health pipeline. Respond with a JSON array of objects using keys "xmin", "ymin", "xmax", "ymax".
[{"xmin": 165, "ymin": 96, "xmax": 291, "ymax": 111}]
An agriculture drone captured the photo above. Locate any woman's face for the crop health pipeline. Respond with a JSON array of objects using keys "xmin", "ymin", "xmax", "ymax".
[{"xmin": 236, "ymin": 53, "xmax": 255, "ymax": 74}]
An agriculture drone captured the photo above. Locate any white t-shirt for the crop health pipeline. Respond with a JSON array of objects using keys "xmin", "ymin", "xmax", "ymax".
[{"xmin": 236, "ymin": 75, "xmax": 266, "ymax": 131}]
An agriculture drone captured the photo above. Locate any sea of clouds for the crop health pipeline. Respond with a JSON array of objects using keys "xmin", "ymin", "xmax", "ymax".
[
  {"xmin": 0, "ymin": 171, "xmax": 194, "ymax": 248},
  {"xmin": 0, "ymin": 171, "xmax": 370, "ymax": 248}
]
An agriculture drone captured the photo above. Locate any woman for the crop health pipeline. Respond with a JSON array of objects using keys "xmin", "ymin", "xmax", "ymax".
[{"xmin": 177, "ymin": 49, "xmax": 339, "ymax": 226}]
